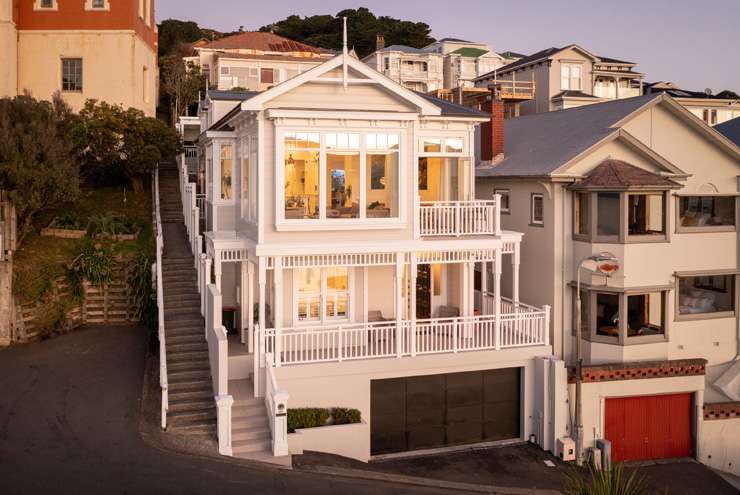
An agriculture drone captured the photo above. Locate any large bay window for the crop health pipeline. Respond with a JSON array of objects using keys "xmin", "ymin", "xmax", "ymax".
[
  {"xmin": 677, "ymin": 273, "xmax": 735, "ymax": 319},
  {"xmin": 296, "ymin": 267, "xmax": 350, "ymax": 323},
  {"xmin": 281, "ymin": 131, "xmax": 401, "ymax": 224},
  {"xmin": 573, "ymin": 190, "xmax": 667, "ymax": 242},
  {"xmin": 576, "ymin": 288, "xmax": 667, "ymax": 344},
  {"xmin": 678, "ymin": 196, "xmax": 736, "ymax": 231}
]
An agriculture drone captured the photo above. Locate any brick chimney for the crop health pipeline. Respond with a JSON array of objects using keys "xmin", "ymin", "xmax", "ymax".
[
  {"xmin": 376, "ymin": 34, "xmax": 385, "ymax": 51},
  {"xmin": 481, "ymin": 88, "xmax": 505, "ymax": 161}
]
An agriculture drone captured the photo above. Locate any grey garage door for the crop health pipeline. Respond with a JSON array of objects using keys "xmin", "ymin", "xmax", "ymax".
[{"xmin": 370, "ymin": 368, "xmax": 520, "ymax": 455}]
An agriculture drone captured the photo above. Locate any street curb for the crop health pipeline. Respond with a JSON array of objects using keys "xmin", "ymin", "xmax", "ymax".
[{"xmin": 297, "ymin": 465, "xmax": 563, "ymax": 495}]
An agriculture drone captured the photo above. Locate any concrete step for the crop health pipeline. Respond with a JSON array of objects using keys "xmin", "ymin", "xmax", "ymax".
[
  {"xmin": 168, "ymin": 367, "xmax": 210, "ymax": 382},
  {"xmin": 167, "ymin": 408, "xmax": 217, "ymax": 427},
  {"xmin": 164, "ymin": 297, "xmax": 202, "ymax": 309},
  {"xmin": 232, "ymin": 404, "xmax": 266, "ymax": 420},
  {"xmin": 166, "ymin": 419, "xmax": 216, "ymax": 436},
  {"xmin": 165, "ymin": 318, "xmax": 204, "ymax": 330},
  {"xmin": 165, "ymin": 329, "xmax": 203, "ymax": 341},
  {"xmin": 234, "ymin": 414, "xmax": 269, "ymax": 430},
  {"xmin": 167, "ymin": 350, "xmax": 208, "ymax": 363},
  {"xmin": 169, "ymin": 397, "xmax": 215, "ymax": 413},
  {"xmin": 165, "ymin": 308, "xmax": 204, "ymax": 321},
  {"xmin": 232, "ymin": 438, "xmax": 272, "ymax": 455},
  {"xmin": 169, "ymin": 388, "xmax": 213, "ymax": 402},
  {"xmin": 163, "ymin": 282, "xmax": 198, "ymax": 293},
  {"xmin": 232, "ymin": 425, "xmax": 270, "ymax": 442},
  {"xmin": 168, "ymin": 376, "xmax": 211, "ymax": 392},
  {"xmin": 167, "ymin": 341, "xmax": 207, "ymax": 354},
  {"xmin": 168, "ymin": 359, "xmax": 209, "ymax": 373},
  {"xmin": 163, "ymin": 273, "xmax": 196, "ymax": 283}
]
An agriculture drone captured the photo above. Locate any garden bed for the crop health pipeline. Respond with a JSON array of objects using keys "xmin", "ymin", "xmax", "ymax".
[{"xmin": 288, "ymin": 407, "xmax": 362, "ymax": 432}]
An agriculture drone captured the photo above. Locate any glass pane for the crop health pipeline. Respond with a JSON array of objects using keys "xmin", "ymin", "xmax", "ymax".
[
  {"xmin": 679, "ymin": 196, "xmax": 736, "ymax": 227},
  {"xmin": 241, "ymin": 153, "xmax": 249, "ymax": 217},
  {"xmin": 579, "ymin": 290, "xmax": 589, "ymax": 335},
  {"xmin": 432, "ymin": 264, "xmax": 441, "ymax": 296},
  {"xmin": 532, "ymin": 195, "xmax": 543, "ymax": 223},
  {"xmin": 366, "ymin": 152, "xmax": 399, "ymax": 218},
  {"xmin": 597, "ymin": 192, "xmax": 620, "ymax": 237},
  {"xmin": 595, "ymin": 293, "xmax": 619, "ymax": 339},
  {"xmin": 445, "ymin": 138, "xmax": 463, "ymax": 153},
  {"xmin": 285, "ymin": 132, "xmax": 319, "ymax": 149},
  {"xmin": 326, "ymin": 267, "xmax": 349, "ymax": 319},
  {"xmin": 423, "ymin": 138, "xmax": 441, "ymax": 153},
  {"xmin": 679, "ymin": 275, "xmax": 735, "ymax": 314},
  {"xmin": 326, "ymin": 152, "xmax": 360, "ymax": 218},
  {"xmin": 628, "ymin": 193, "xmax": 664, "ymax": 235},
  {"xmin": 220, "ymin": 143, "xmax": 233, "ymax": 200},
  {"xmin": 627, "ymin": 292, "xmax": 663, "ymax": 337},
  {"xmin": 284, "ymin": 148, "xmax": 319, "ymax": 219},
  {"xmin": 297, "ymin": 268, "xmax": 321, "ymax": 321},
  {"xmin": 326, "ymin": 133, "xmax": 359, "ymax": 150},
  {"xmin": 575, "ymin": 192, "xmax": 589, "ymax": 235}
]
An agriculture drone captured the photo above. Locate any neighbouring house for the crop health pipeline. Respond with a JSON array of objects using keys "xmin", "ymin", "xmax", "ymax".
[
  {"xmin": 174, "ymin": 52, "xmax": 565, "ymax": 462},
  {"xmin": 476, "ymin": 92, "xmax": 740, "ymax": 474},
  {"xmin": 184, "ymin": 31, "xmax": 334, "ymax": 92},
  {"xmin": 644, "ymin": 82, "xmax": 740, "ymax": 126},
  {"xmin": 475, "ymin": 44, "xmax": 645, "ymax": 115},
  {"xmin": 0, "ymin": 0, "xmax": 158, "ymax": 116},
  {"xmin": 363, "ymin": 36, "xmax": 509, "ymax": 94}
]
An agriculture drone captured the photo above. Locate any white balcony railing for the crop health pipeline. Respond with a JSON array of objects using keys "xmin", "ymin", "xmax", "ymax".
[
  {"xmin": 419, "ymin": 200, "xmax": 500, "ymax": 237},
  {"xmin": 256, "ymin": 304, "xmax": 549, "ymax": 367}
]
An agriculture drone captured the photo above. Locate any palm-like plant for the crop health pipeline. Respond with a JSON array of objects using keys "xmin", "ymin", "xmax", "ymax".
[{"xmin": 565, "ymin": 462, "xmax": 646, "ymax": 495}]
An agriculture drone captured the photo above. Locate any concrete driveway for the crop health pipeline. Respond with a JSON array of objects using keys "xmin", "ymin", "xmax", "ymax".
[{"xmin": 0, "ymin": 325, "xmax": 454, "ymax": 495}]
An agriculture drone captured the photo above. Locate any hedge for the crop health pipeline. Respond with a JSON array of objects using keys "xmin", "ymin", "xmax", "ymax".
[{"xmin": 287, "ymin": 407, "xmax": 361, "ymax": 432}]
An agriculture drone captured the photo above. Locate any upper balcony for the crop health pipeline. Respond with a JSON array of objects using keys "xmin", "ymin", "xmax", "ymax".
[{"xmin": 419, "ymin": 199, "xmax": 500, "ymax": 237}]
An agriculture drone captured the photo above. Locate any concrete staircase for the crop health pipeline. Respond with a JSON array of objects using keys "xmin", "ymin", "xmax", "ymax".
[{"xmin": 159, "ymin": 162, "xmax": 216, "ymax": 436}]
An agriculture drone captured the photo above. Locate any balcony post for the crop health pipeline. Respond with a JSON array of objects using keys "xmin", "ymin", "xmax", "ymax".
[
  {"xmin": 258, "ymin": 257, "xmax": 266, "ymax": 334},
  {"xmin": 394, "ymin": 253, "xmax": 404, "ymax": 358},
  {"xmin": 494, "ymin": 193, "xmax": 502, "ymax": 235},
  {"xmin": 273, "ymin": 256, "xmax": 283, "ymax": 367},
  {"xmin": 214, "ymin": 254, "xmax": 222, "ymax": 294},
  {"xmin": 247, "ymin": 260, "xmax": 255, "ymax": 352},
  {"xmin": 410, "ymin": 252, "xmax": 417, "ymax": 357},
  {"xmin": 494, "ymin": 250, "xmax": 502, "ymax": 350},
  {"xmin": 543, "ymin": 305, "xmax": 551, "ymax": 346}
]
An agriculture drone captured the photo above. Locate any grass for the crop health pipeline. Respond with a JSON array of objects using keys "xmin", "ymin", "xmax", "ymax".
[{"xmin": 13, "ymin": 184, "xmax": 153, "ymax": 303}]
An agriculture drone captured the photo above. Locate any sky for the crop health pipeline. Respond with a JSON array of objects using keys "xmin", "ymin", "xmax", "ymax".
[{"xmin": 156, "ymin": 0, "xmax": 740, "ymax": 92}]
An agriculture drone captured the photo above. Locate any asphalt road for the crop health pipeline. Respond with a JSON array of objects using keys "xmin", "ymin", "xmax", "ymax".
[{"xmin": 0, "ymin": 325, "xmax": 450, "ymax": 495}]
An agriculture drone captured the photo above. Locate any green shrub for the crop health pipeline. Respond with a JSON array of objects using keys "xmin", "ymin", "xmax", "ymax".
[
  {"xmin": 129, "ymin": 251, "xmax": 156, "ymax": 329},
  {"xmin": 52, "ymin": 211, "xmax": 84, "ymax": 230},
  {"xmin": 67, "ymin": 239, "xmax": 116, "ymax": 297},
  {"xmin": 13, "ymin": 259, "xmax": 66, "ymax": 301},
  {"xmin": 565, "ymin": 462, "xmax": 645, "ymax": 495},
  {"xmin": 287, "ymin": 408, "xmax": 331, "ymax": 432},
  {"xmin": 87, "ymin": 212, "xmax": 143, "ymax": 237},
  {"xmin": 332, "ymin": 407, "xmax": 361, "ymax": 425}
]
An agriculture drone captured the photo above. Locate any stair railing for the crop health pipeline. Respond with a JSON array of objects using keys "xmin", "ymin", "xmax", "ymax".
[
  {"xmin": 153, "ymin": 165, "xmax": 168, "ymax": 429},
  {"xmin": 206, "ymin": 282, "xmax": 233, "ymax": 456},
  {"xmin": 264, "ymin": 352, "xmax": 289, "ymax": 456}
]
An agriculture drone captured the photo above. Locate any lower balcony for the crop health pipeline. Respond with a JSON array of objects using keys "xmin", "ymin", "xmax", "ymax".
[{"xmin": 256, "ymin": 301, "xmax": 549, "ymax": 366}]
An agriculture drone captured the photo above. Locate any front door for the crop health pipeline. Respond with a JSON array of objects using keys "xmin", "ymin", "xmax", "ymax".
[{"xmin": 416, "ymin": 264, "xmax": 431, "ymax": 319}]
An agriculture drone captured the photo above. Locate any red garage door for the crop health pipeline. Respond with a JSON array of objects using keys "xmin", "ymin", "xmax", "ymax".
[{"xmin": 605, "ymin": 393, "xmax": 693, "ymax": 462}]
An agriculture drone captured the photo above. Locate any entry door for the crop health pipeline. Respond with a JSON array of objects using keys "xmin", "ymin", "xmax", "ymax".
[
  {"xmin": 605, "ymin": 393, "xmax": 693, "ymax": 462},
  {"xmin": 416, "ymin": 264, "xmax": 431, "ymax": 319}
]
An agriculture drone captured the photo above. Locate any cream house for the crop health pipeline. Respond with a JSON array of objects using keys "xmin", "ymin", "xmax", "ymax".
[
  {"xmin": 476, "ymin": 93, "xmax": 740, "ymax": 473},
  {"xmin": 644, "ymin": 82, "xmax": 740, "ymax": 127},
  {"xmin": 475, "ymin": 44, "xmax": 644, "ymax": 115},
  {"xmin": 172, "ymin": 52, "xmax": 564, "ymax": 463}
]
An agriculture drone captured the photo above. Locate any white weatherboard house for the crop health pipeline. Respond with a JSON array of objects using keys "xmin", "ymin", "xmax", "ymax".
[
  {"xmin": 177, "ymin": 52, "xmax": 564, "ymax": 462},
  {"xmin": 476, "ymin": 93, "xmax": 740, "ymax": 474}
]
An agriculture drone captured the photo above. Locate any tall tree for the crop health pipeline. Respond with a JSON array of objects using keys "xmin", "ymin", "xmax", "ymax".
[
  {"xmin": 0, "ymin": 94, "xmax": 81, "ymax": 245},
  {"xmin": 157, "ymin": 19, "xmax": 207, "ymax": 57},
  {"xmin": 260, "ymin": 7, "xmax": 435, "ymax": 58},
  {"xmin": 160, "ymin": 44, "xmax": 206, "ymax": 125}
]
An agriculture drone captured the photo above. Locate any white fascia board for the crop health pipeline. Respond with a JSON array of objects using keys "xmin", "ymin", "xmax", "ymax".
[
  {"xmin": 255, "ymin": 237, "xmax": 504, "ymax": 257},
  {"xmin": 265, "ymin": 108, "xmax": 419, "ymax": 121},
  {"xmin": 204, "ymin": 130, "xmax": 236, "ymax": 139}
]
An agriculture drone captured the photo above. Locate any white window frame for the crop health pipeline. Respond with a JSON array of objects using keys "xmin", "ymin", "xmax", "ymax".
[
  {"xmin": 531, "ymin": 193, "xmax": 544, "ymax": 226},
  {"xmin": 275, "ymin": 127, "xmax": 406, "ymax": 231},
  {"xmin": 85, "ymin": 0, "xmax": 110, "ymax": 10},
  {"xmin": 34, "ymin": 0, "xmax": 58, "ymax": 10},
  {"xmin": 560, "ymin": 63, "xmax": 582, "ymax": 91},
  {"xmin": 292, "ymin": 267, "xmax": 353, "ymax": 326}
]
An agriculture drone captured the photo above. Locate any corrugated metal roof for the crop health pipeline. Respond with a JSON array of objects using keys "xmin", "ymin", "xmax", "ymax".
[
  {"xmin": 199, "ymin": 31, "xmax": 331, "ymax": 54},
  {"xmin": 477, "ymin": 93, "xmax": 662, "ymax": 177}
]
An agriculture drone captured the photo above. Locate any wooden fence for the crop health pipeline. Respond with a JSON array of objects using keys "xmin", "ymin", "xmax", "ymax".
[{"xmin": 11, "ymin": 265, "xmax": 136, "ymax": 344}]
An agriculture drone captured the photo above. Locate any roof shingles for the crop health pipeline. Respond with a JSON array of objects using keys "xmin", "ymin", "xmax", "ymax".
[{"xmin": 571, "ymin": 159, "xmax": 681, "ymax": 189}]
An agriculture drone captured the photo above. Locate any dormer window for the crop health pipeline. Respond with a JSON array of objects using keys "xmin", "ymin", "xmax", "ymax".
[
  {"xmin": 35, "ymin": 0, "xmax": 58, "ymax": 10},
  {"xmin": 560, "ymin": 63, "xmax": 582, "ymax": 90}
]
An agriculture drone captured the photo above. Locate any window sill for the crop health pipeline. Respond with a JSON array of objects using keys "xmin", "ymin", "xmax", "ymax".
[
  {"xmin": 675, "ymin": 311, "xmax": 736, "ymax": 322},
  {"xmin": 276, "ymin": 220, "xmax": 406, "ymax": 232},
  {"xmin": 528, "ymin": 222, "xmax": 544, "ymax": 228},
  {"xmin": 675, "ymin": 226, "xmax": 736, "ymax": 234},
  {"xmin": 624, "ymin": 235, "xmax": 668, "ymax": 244}
]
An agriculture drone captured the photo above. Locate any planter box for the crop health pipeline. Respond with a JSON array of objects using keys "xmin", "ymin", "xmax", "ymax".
[
  {"xmin": 94, "ymin": 228, "xmax": 142, "ymax": 242},
  {"xmin": 41, "ymin": 227, "xmax": 87, "ymax": 239},
  {"xmin": 288, "ymin": 421, "xmax": 368, "ymax": 462}
]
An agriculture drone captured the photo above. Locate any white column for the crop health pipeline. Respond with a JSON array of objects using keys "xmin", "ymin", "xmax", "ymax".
[
  {"xmin": 273, "ymin": 256, "xmax": 283, "ymax": 367},
  {"xmin": 481, "ymin": 261, "xmax": 488, "ymax": 302},
  {"xmin": 410, "ymin": 253, "xmax": 417, "ymax": 356},
  {"xmin": 247, "ymin": 261, "xmax": 255, "ymax": 353},
  {"xmin": 494, "ymin": 250, "xmax": 502, "ymax": 350},
  {"xmin": 214, "ymin": 255, "xmax": 222, "ymax": 293},
  {"xmin": 394, "ymin": 253, "xmax": 404, "ymax": 358},
  {"xmin": 215, "ymin": 394, "xmax": 234, "ymax": 456},
  {"xmin": 258, "ymin": 257, "xmax": 266, "ymax": 332},
  {"xmin": 363, "ymin": 266, "xmax": 369, "ymax": 324},
  {"xmin": 512, "ymin": 243, "xmax": 520, "ymax": 305}
]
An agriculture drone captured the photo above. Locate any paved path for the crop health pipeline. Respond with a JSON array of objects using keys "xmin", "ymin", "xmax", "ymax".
[{"xmin": 0, "ymin": 326, "xmax": 449, "ymax": 495}]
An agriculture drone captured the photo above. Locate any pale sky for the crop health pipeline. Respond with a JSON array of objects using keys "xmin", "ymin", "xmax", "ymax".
[{"xmin": 156, "ymin": 0, "xmax": 740, "ymax": 92}]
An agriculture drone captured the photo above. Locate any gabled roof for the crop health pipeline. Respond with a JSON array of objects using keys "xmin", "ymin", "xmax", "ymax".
[
  {"xmin": 415, "ymin": 92, "xmax": 490, "ymax": 118},
  {"xmin": 715, "ymin": 117, "xmax": 740, "ymax": 147},
  {"xmin": 596, "ymin": 56, "xmax": 634, "ymax": 65},
  {"xmin": 376, "ymin": 44, "xmax": 425, "ymax": 54},
  {"xmin": 477, "ymin": 92, "xmax": 740, "ymax": 179},
  {"xmin": 197, "ymin": 31, "xmax": 331, "ymax": 55},
  {"xmin": 570, "ymin": 159, "xmax": 681, "ymax": 189},
  {"xmin": 552, "ymin": 90, "xmax": 600, "ymax": 100},
  {"xmin": 208, "ymin": 89, "xmax": 260, "ymax": 102}
]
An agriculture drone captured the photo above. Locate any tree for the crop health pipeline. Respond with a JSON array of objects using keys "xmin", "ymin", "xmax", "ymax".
[
  {"xmin": 0, "ymin": 94, "xmax": 81, "ymax": 246},
  {"xmin": 160, "ymin": 45, "xmax": 206, "ymax": 126},
  {"xmin": 716, "ymin": 89, "xmax": 740, "ymax": 99},
  {"xmin": 260, "ymin": 7, "xmax": 435, "ymax": 58},
  {"xmin": 77, "ymin": 101, "xmax": 181, "ymax": 192},
  {"xmin": 157, "ymin": 19, "xmax": 207, "ymax": 57}
]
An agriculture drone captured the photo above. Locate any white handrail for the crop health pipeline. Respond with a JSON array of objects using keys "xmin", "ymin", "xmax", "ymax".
[
  {"xmin": 419, "ymin": 199, "xmax": 499, "ymax": 237},
  {"xmin": 264, "ymin": 352, "xmax": 289, "ymax": 456},
  {"xmin": 154, "ymin": 165, "xmax": 168, "ymax": 429}
]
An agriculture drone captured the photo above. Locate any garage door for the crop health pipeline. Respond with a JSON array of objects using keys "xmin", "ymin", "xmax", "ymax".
[
  {"xmin": 370, "ymin": 368, "xmax": 520, "ymax": 455},
  {"xmin": 605, "ymin": 393, "xmax": 693, "ymax": 462}
]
